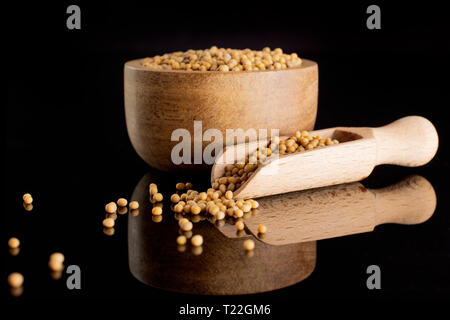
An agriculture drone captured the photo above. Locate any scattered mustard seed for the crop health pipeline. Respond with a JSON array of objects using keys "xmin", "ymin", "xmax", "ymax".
[
  {"xmin": 8, "ymin": 237, "xmax": 20, "ymax": 249},
  {"xmin": 129, "ymin": 201, "xmax": 139, "ymax": 210},
  {"xmin": 191, "ymin": 235, "xmax": 203, "ymax": 247},
  {"xmin": 152, "ymin": 207, "xmax": 163, "ymax": 216},
  {"xmin": 243, "ymin": 239, "xmax": 255, "ymax": 251},
  {"xmin": 8, "ymin": 272, "xmax": 24, "ymax": 288},
  {"xmin": 105, "ymin": 202, "xmax": 117, "ymax": 214},
  {"xmin": 153, "ymin": 193, "xmax": 163, "ymax": 202},
  {"xmin": 176, "ymin": 235, "xmax": 187, "ymax": 246},
  {"xmin": 117, "ymin": 198, "xmax": 128, "ymax": 207},
  {"xmin": 257, "ymin": 224, "xmax": 267, "ymax": 234}
]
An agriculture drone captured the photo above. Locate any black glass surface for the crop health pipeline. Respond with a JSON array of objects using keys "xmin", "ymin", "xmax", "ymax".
[{"xmin": 5, "ymin": 1, "xmax": 449, "ymax": 308}]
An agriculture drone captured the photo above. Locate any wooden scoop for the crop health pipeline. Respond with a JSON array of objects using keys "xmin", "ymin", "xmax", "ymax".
[
  {"xmin": 243, "ymin": 175, "xmax": 436, "ymax": 245},
  {"xmin": 212, "ymin": 116, "xmax": 438, "ymax": 199}
]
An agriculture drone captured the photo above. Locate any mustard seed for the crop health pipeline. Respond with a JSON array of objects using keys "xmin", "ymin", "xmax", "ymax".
[
  {"xmin": 8, "ymin": 272, "xmax": 24, "ymax": 288},
  {"xmin": 174, "ymin": 203, "xmax": 184, "ymax": 213},
  {"xmin": 152, "ymin": 207, "xmax": 163, "ymax": 216},
  {"xmin": 23, "ymin": 193, "xmax": 33, "ymax": 203},
  {"xmin": 105, "ymin": 202, "xmax": 117, "ymax": 214},
  {"xmin": 180, "ymin": 221, "xmax": 193, "ymax": 232},
  {"xmin": 236, "ymin": 220, "xmax": 245, "ymax": 231},
  {"xmin": 191, "ymin": 235, "xmax": 203, "ymax": 247},
  {"xmin": 170, "ymin": 194, "xmax": 180, "ymax": 203},
  {"xmin": 103, "ymin": 218, "xmax": 115, "ymax": 228},
  {"xmin": 129, "ymin": 201, "xmax": 139, "ymax": 209},
  {"xmin": 216, "ymin": 211, "xmax": 225, "ymax": 220},
  {"xmin": 48, "ymin": 260, "xmax": 64, "ymax": 272},
  {"xmin": 257, "ymin": 225, "xmax": 267, "ymax": 234},
  {"xmin": 243, "ymin": 239, "xmax": 255, "ymax": 251},
  {"xmin": 50, "ymin": 252, "xmax": 64, "ymax": 263},
  {"xmin": 176, "ymin": 182, "xmax": 185, "ymax": 190},
  {"xmin": 117, "ymin": 198, "xmax": 128, "ymax": 207},
  {"xmin": 191, "ymin": 205, "xmax": 201, "ymax": 215},
  {"xmin": 185, "ymin": 182, "xmax": 193, "ymax": 189},
  {"xmin": 177, "ymin": 235, "xmax": 187, "ymax": 245},
  {"xmin": 153, "ymin": 193, "xmax": 163, "ymax": 202},
  {"xmin": 178, "ymin": 218, "xmax": 189, "ymax": 227},
  {"xmin": 8, "ymin": 237, "xmax": 20, "ymax": 249}
]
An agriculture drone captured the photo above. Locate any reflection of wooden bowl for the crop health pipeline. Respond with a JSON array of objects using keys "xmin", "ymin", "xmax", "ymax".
[
  {"xmin": 124, "ymin": 59, "xmax": 318, "ymax": 172},
  {"xmin": 128, "ymin": 171, "xmax": 316, "ymax": 295}
]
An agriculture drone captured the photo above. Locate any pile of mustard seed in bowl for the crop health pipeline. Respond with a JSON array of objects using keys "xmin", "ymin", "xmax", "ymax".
[{"xmin": 141, "ymin": 46, "xmax": 302, "ymax": 72}]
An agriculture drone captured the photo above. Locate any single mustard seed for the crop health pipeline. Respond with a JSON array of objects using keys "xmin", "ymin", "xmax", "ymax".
[
  {"xmin": 117, "ymin": 198, "xmax": 128, "ymax": 207},
  {"xmin": 8, "ymin": 272, "xmax": 24, "ymax": 288},
  {"xmin": 180, "ymin": 221, "xmax": 193, "ymax": 232},
  {"xmin": 257, "ymin": 224, "xmax": 267, "ymax": 234},
  {"xmin": 216, "ymin": 211, "xmax": 225, "ymax": 220},
  {"xmin": 153, "ymin": 193, "xmax": 163, "ymax": 202},
  {"xmin": 129, "ymin": 201, "xmax": 139, "ymax": 210},
  {"xmin": 8, "ymin": 237, "xmax": 20, "ymax": 249},
  {"xmin": 22, "ymin": 193, "xmax": 32, "ymax": 201},
  {"xmin": 48, "ymin": 260, "xmax": 64, "ymax": 272},
  {"xmin": 244, "ymin": 239, "xmax": 255, "ymax": 251},
  {"xmin": 50, "ymin": 252, "xmax": 65, "ymax": 263},
  {"xmin": 177, "ymin": 235, "xmax": 187, "ymax": 246},
  {"xmin": 236, "ymin": 220, "xmax": 245, "ymax": 231},
  {"xmin": 191, "ymin": 235, "xmax": 204, "ymax": 247},
  {"xmin": 103, "ymin": 218, "xmax": 115, "ymax": 228},
  {"xmin": 174, "ymin": 203, "xmax": 184, "ymax": 213},
  {"xmin": 225, "ymin": 190, "xmax": 233, "ymax": 200},
  {"xmin": 176, "ymin": 182, "xmax": 185, "ymax": 190},
  {"xmin": 185, "ymin": 182, "xmax": 193, "ymax": 189},
  {"xmin": 170, "ymin": 194, "xmax": 181, "ymax": 203},
  {"xmin": 191, "ymin": 205, "xmax": 201, "ymax": 215},
  {"xmin": 152, "ymin": 207, "xmax": 163, "ymax": 216},
  {"xmin": 149, "ymin": 185, "xmax": 158, "ymax": 196},
  {"xmin": 105, "ymin": 202, "xmax": 117, "ymax": 214}
]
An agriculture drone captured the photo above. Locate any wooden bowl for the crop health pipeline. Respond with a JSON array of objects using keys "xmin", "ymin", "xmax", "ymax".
[{"xmin": 124, "ymin": 59, "xmax": 318, "ymax": 171}]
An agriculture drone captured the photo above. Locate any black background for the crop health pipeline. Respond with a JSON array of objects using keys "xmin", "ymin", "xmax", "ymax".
[{"xmin": 4, "ymin": 0, "xmax": 450, "ymax": 308}]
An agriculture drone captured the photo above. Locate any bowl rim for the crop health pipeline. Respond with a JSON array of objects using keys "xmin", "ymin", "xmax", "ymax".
[{"xmin": 124, "ymin": 58, "xmax": 317, "ymax": 74}]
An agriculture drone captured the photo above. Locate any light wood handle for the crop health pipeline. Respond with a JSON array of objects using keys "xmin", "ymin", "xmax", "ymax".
[
  {"xmin": 373, "ymin": 175, "xmax": 436, "ymax": 226},
  {"xmin": 373, "ymin": 116, "xmax": 438, "ymax": 166}
]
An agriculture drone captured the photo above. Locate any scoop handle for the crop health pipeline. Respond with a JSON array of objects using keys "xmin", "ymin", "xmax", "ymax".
[
  {"xmin": 373, "ymin": 116, "xmax": 438, "ymax": 167},
  {"xmin": 373, "ymin": 175, "xmax": 436, "ymax": 226}
]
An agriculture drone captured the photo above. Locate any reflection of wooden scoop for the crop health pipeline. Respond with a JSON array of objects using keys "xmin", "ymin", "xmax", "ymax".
[
  {"xmin": 241, "ymin": 175, "xmax": 436, "ymax": 245},
  {"xmin": 212, "ymin": 116, "xmax": 438, "ymax": 199}
]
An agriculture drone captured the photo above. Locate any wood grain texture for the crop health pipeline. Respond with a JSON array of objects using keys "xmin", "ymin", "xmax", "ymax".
[
  {"xmin": 128, "ymin": 171, "xmax": 316, "ymax": 295},
  {"xmin": 244, "ymin": 175, "xmax": 436, "ymax": 245},
  {"xmin": 124, "ymin": 59, "xmax": 318, "ymax": 172},
  {"xmin": 212, "ymin": 116, "xmax": 438, "ymax": 199}
]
